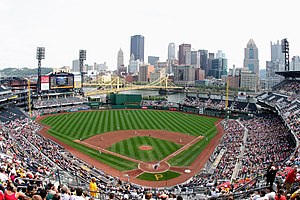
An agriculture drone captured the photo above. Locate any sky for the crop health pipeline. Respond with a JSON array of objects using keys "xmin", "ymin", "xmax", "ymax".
[{"xmin": 1, "ymin": 0, "xmax": 300, "ymax": 71}]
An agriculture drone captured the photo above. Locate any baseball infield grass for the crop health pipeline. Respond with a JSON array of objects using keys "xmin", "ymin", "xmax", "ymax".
[
  {"xmin": 41, "ymin": 110, "xmax": 219, "ymax": 173},
  {"xmin": 108, "ymin": 136, "xmax": 182, "ymax": 162},
  {"xmin": 168, "ymin": 126, "xmax": 217, "ymax": 166},
  {"xmin": 137, "ymin": 171, "xmax": 181, "ymax": 181}
]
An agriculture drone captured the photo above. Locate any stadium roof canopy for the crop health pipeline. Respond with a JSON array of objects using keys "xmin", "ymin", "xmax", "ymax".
[{"xmin": 275, "ymin": 71, "xmax": 300, "ymax": 78}]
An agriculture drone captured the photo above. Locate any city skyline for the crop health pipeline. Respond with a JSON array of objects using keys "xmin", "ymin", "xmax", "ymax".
[{"xmin": 1, "ymin": 0, "xmax": 300, "ymax": 70}]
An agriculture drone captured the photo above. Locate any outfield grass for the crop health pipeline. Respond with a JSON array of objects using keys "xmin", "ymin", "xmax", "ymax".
[
  {"xmin": 137, "ymin": 170, "xmax": 181, "ymax": 181},
  {"xmin": 108, "ymin": 136, "xmax": 182, "ymax": 162},
  {"xmin": 40, "ymin": 110, "xmax": 220, "ymax": 171},
  {"xmin": 41, "ymin": 110, "xmax": 218, "ymax": 140}
]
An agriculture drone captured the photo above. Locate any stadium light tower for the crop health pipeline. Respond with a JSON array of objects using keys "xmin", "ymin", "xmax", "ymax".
[
  {"xmin": 36, "ymin": 47, "xmax": 45, "ymax": 94},
  {"xmin": 79, "ymin": 49, "xmax": 86, "ymax": 90},
  {"xmin": 281, "ymin": 38, "xmax": 289, "ymax": 71}
]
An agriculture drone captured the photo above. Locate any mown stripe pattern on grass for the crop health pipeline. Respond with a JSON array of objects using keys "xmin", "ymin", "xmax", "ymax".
[
  {"xmin": 41, "ymin": 110, "xmax": 218, "ymax": 140},
  {"xmin": 108, "ymin": 136, "xmax": 182, "ymax": 162},
  {"xmin": 40, "ymin": 110, "xmax": 220, "ymax": 170},
  {"xmin": 168, "ymin": 126, "xmax": 217, "ymax": 166}
]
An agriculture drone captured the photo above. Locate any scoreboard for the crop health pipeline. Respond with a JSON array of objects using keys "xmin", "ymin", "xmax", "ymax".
[{"xmin": 49, "ymin": 74, "xmax": 74, "ymax": 89}]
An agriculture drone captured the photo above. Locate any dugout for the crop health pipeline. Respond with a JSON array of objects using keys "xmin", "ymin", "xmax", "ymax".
[{"xmin": 109, "ymin": 93, "xmax": 142, "ymax": 105}]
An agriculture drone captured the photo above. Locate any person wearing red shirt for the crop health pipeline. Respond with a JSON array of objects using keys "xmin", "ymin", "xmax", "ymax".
[
  {"xmin": 284, "ymin": 166, "xmax": 298, "ymax": 194},
  {"xmin": 275, "ymin": 189, "xmax": 287, "ymax": 200}
]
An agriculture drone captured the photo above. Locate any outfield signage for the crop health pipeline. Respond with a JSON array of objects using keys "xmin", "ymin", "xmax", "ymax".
[
  {"xmin": 74, "ymin": 75, "xmax": 82, "ymax": 89},
  {"xmin": 41, "ymin": 76, "xmax": 50, "ymax": 91}
]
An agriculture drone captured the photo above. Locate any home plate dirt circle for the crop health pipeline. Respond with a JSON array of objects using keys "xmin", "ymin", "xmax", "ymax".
[
  {"xmin": 139, "ymin": 145, "xmax": 153, "ymax": 150},
  {"xmin": 139, "ymin": 161, "xmax": 170, "ymax": 173}
]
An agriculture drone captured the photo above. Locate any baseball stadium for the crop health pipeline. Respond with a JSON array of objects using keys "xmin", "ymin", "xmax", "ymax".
[{"xmin": 0, "ymin": 68, "xmax": 300, "ymax": 199}]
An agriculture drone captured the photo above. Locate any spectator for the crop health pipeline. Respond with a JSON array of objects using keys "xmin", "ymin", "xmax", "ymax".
[
  {"xmin": 70, "ymin": 188, "xmax": 85, "ymax": 200},
  {"xmin": 108, "ymin": 192, "xmax": 115, "ymax": 200},
  {"xmin": 89, "ymin": 177, "xmax": 98, "ymax": 198},
  {"xmin": 275, "ymin": 189, "xmax": 286, "ymax": 200},
  {"xmin": 284, "ymin": 166, "xmax": 298, "ymax": 194},
  {"xmin": 0, "ymin": 167, "xmax": 8, "ymax": 183},
  {"xmin": 60, "ymin": 186, "xmax": 70, "ymax": 200},
  {"xmin": 4, "ymin": 183, "xmax": 26, "ymax": 200},
  {"xmin": 266, "ymin": 164, "xmax": 277, "ymax": 189},
  {"xmin": 176, "ymin": 196, "xmax": 183, "ymax": 200},
  {"xmin": 290, "ymin": 185, "xmax": 300, "ymax": 200},
  {"xmin": 32, "ymin": 195, "xmax": 43, "ymax": 200}
]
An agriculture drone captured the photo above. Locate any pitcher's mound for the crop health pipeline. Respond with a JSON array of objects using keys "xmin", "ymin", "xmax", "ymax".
[{"xmin": 139, "ymin": 145, "xmax": 152, "ymax": 150}]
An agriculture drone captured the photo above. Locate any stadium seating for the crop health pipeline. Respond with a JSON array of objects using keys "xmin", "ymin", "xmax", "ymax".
[{"xmin": 1, "ymin": 79, "xmax": 300, "ymax": 199}]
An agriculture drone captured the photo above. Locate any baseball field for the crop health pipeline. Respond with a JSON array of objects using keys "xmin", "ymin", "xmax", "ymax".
[{"xmin": 38, "ymin": 109, "xmax": 223, "ymax": 187}]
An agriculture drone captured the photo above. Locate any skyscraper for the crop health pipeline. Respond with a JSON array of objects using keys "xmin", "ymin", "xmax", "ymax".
[
  {"xmin": 148, "ymin": 56, "xmax": 159, "ymax": 67},
  {"xmin": 199, "ymin": 49, "xmax": 208, "ymax": 73},
  {"xmin": 130, "ymin": 35, "xmax": 144, "ymax": 62},
  {"xmin": 117, "ymin": 48, "xmax": 124, "ymax": 69},
  {"xmin": 207, "ymin": 55, "xmax": 228, "ymax": 79},
  {"xmin": 291, "ymin": 56, "xmax": 300, "ymax": 71},
  {"xmin": 243, "ymin": 39, "xmax": 259, "ymax": 75},
  {"xmin": 178, "ymin": 43, "xmax": 191, "ymax": 65},
  {"xmin": 271, "ymin": 40, "xmax": 285, "ymax": 64},
  {"xmin": 266, "ymin": 40, "xmax": 285, "ymax": 89},
  {"xmin": 72, "ymin": 59, "xmax": 80, "ymax": 72},
  {"xmin": 191, "ymin": 51, "xmax": 200, "ymax": 68},
  {"xmin": 168, "ymin": 43, "xmax": 176, "ymax": 60}
]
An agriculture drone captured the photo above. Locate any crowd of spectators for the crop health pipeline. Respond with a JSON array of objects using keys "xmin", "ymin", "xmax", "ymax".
[
  {"xmin": 1, "ymin": 82, "xmax": 300, "ymax": 199},
  {"xmin": 180, "ymin": 96, "xmax": 257, "ymax": 113},
  {"xmin": 181, "ymin": 97, "xmax": 226, "ymax": 111},
  {"xmin": 239, "ymin": 116, "xmax": 294, "ymax": 179},
  {"xmin": 183, "ymin": 115, "xmax": 295, "ymax": 197},
  {"xmin": 181, "ymin": 120, "xmax": 242, "ymax": 190},
  {"xmin": 140, "ymin": 100, "xmax": 177, "ymax": 108},
  {"xmin": 273, "ymin": 80, "xmax": 300, "ymax": 96},
  {"xmin": 30, "ymin": 105, "xmax": 90, "ymax": 118},
  {"xmin": 0, "ymin": 107, "xmax": 26, "ymax": 123},
  {"xmin": 33, "ymin": 97, "xmax": 88, "ymax": 109},
  {"xmin": 257, "ymin": 86, "xmax": 300, "ymax": 137}
]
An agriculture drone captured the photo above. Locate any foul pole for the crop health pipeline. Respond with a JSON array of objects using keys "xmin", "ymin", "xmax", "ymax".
[{"xmin": 225, "ymin": 79, "xmax": 229, "ymax": 110}]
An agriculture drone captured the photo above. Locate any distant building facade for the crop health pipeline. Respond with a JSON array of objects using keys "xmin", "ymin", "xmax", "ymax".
[
  {"xmin": 174, "ymin": 65, "xmax": 195, "ymax": 86},
  {"xmin": 191, "ymin": 51, "xmax": 200, "ymax": 68},
  {"xmin": 199, "ymin": 49, "xmax": 208, "ymax": 73},
  {"xmin": 240, "ymin": 67, "xmax": 258, "ymax": 92},
  {"xmin": 150, "ymin": 68, "xmax": 166, "ymax": 82},
  {"xmin": 168, "ymin": 43, "xmax": 176, "ymax": 60},
  {"xmin": 130, "ymin": 35, "xmax": 144, "ymax": 62},
  {"xmin": 195, "ymin": 68, "xmax": 205, "ymax": 81},
  {"xmin": 148, "ymin": 56, "xmax": 159, "ymax": 67},
  {"xmin": 207, "ymin": 56, "xmax": 228, "ymax": 79},
  {"xmin": 72, "ymin": 60, "xmax": 80, "ymax": 72},
  {"xmin": 266, "ymin": 40, "xmax": 285, "ymax": 89},
  {"xmin": 178, "ymin": 44, "xmax": 191, "ymax": 65},
  {"xmin": 138, "ymin": 64, "xmax": 154, "ymax": 82},
  {"xmin": 117, "ymin": 48, "xmax": 124, "ymax": 69},
  {"xmin": 128, "ymin": 54, "xmax": 140, "ymax": 74},
  {"xmin": 243, "ymin": 39, "xmax": 259, "ymax": 75},
  {"xmin": 291, "ymin": 56, "xmax": 300, "ymax": 71}
]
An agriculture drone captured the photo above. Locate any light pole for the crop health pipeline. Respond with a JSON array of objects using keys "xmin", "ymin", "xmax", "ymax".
[
  {"xmin": 79, "ymin": 49, "xmax": 86, "ymax": 93},
  {"xmin": 36, "ymin": 47, "xmax": 45, "ymax": 94},
  {"xmin": 27, "ymin": 78, "xmax": 32, "ymax": 117}
]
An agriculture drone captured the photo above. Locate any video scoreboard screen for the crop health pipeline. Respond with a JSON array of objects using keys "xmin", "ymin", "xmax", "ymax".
[{"xmin": 50, "ymin": 74, "xmax": 74, "ymax": 89}]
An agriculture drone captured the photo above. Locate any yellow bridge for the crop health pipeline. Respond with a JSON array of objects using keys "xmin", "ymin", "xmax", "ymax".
[{"xmin": 83, "ymin": 76, "xmax": 183, "ymax": 97}]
